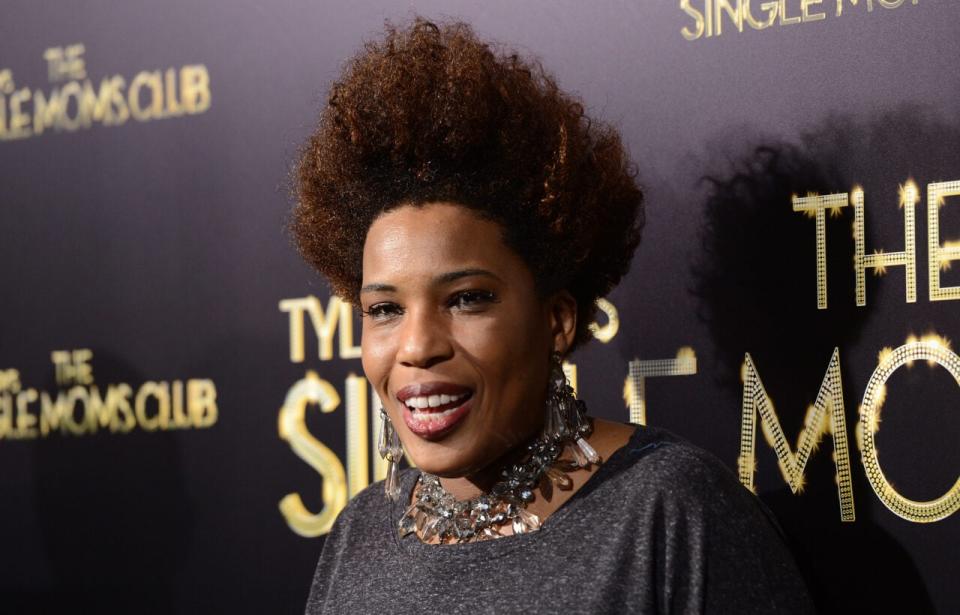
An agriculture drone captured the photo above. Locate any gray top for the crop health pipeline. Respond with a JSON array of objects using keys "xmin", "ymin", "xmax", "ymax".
[{"xmin": 305, "ymin": 425, "xmax": 815, "ymax": 614}]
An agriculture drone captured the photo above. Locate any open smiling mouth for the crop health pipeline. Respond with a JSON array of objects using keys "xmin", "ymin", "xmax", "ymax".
[{"xmin": 397, "ymin": 386, "xmax": 474, "ymax": 440}]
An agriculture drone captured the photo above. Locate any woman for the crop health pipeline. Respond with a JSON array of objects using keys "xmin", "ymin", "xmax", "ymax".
[{"xmin": 293, "ymin": 18, "xmax": 814, "ymax": 614}]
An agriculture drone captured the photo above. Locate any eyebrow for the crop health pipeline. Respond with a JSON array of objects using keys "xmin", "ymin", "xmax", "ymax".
[
  {"xmin": 436, "ymin": 268, "xmax": 501, "ymax": 285},
  {"xmin": 360, "ymin": 268, "xmax": 501, "ymax": 294}
]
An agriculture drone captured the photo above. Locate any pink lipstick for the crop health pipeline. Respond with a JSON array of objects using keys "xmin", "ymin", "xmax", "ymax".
[{"xmin": 396, "ymin": 382, "xmax": 474, "ymax": 440}]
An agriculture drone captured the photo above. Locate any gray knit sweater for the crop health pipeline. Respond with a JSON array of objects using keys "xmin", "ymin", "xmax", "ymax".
[{"xmin": 305, "ymin": 425, "xmax": 815, "ymax": 614}]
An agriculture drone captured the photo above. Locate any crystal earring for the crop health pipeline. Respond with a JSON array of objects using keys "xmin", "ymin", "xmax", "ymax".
[
  {"xmin": 545, "ymin": 351, "xmax": 600, "ymax": 466},
  {"xmin": 378, "ymin": 409, "xmax": 403, "ymax": 501}
]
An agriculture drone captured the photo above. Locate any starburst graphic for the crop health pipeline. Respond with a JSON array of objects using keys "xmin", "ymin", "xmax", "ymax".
[{"xmin": 898, "ymin": 179, "xmax": 918, "ymax": 210}]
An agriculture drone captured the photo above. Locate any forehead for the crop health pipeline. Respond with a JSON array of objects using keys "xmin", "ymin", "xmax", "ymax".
[{"xmin": 362, "ymin": 202, "xmax": 524, "ymax": 283}]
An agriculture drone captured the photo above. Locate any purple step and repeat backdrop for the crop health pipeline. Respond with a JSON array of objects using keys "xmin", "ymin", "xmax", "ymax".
[{"xmin": 2, "ymin": 1, "xmax": 959, "ymax": 613}]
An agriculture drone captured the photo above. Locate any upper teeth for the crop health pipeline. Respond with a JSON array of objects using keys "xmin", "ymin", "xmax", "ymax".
[{"xmin": 405, "ymin": 392, "xmax": 467, "ymax": 409}]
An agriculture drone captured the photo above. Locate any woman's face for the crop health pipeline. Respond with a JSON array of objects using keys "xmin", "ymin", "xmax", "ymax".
[{"xmin": 360, "ymin": 202, "xmax": 569, "ymax": 478}]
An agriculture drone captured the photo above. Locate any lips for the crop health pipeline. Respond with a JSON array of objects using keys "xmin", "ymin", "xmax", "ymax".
[{"xmin": 396, "ymin": 381, "xmax": 474, "ymax": 440}]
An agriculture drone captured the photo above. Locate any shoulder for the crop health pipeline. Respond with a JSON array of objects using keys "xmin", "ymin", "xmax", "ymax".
[
  {"xmin": 604, "ymin": 424, "xmax": 743, "ymax": 496},
  {"xmin": 595, "ymin": 425, "xmax": 783, "ymax": 531},
  {"xmin": 596, "ymin": 426, "xmax": 815, "ymax": 612}
]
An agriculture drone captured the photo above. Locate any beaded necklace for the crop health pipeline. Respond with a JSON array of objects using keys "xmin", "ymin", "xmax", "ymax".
[{"xmin": 397, "ymin": 382, "xmax": 599, "ymax": 543}]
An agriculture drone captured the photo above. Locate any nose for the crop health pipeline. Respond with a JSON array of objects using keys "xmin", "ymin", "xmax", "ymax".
[{"xmin": 395, "ymin": 306, "xmax": 454, "ymax": 369}]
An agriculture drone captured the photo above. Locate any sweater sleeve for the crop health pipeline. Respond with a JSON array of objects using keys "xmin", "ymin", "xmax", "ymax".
[{"xmin": 651, "ymin": 445, "xmax": 815, "ymax": 615}]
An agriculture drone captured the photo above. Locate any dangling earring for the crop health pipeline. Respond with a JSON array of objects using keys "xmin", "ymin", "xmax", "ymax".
[
  {"xmin": 544, "ymin": 351, "xmax": 600, "ymax": 466},
  {"xmin": 378, "ymin": 409, "xmax": 403, "ymax": 501}
]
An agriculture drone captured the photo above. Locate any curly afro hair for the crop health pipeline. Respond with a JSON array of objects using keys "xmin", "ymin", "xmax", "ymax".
[{"xmin": 293, "ymin": 17, "xmax": 644, "ymax": 351}]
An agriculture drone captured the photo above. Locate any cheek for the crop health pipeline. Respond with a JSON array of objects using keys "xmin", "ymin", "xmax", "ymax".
[
  {"xmin": 454, "ymin": 317, "xmax": 518, "ymax": 364},
  {"xmin": 360, "ymin": 327, "xmax": 392, "ymax": 392},
  {"xmin": 484, "ymin": 298, "xmax": 550, "ymax": 354},
  {"xmin": 460, "ymin": 317, "xmax": 548, "ymax": 448},
  {"xmin": 456, "ymin": 306, "xmax": 549, "ymax": 386}
]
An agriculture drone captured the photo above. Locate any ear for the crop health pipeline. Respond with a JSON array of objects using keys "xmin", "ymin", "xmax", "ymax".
[{"xmin": 546, "ymin": 290, "xmax": 577, "ymax": 356}]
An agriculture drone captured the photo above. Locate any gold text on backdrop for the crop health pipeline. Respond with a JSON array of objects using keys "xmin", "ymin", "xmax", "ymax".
[
  {"xmin": 680, "ymin": 0, "xmax": 921, "ymax": 41},
  {"xmin": 741, "ymin": 334, "xmax": 960, "ymax": 523},
  {"xmin": 623, "ymin": 348, "xmax": 698, "ymax": 426},
  {"xmin": 793, "ymin": 181, "xmax": 960, "ymax": 308},
  {"xmin": 0, "ymin": 44, "xmax": 211, "ymax": 141},
  {"xmin": 739, "ymin": 350, "xmax": 856, "ymax": 521},
  {"xmin": 0, "ymin": 349, "xmax": 218, "ymax": 438}
]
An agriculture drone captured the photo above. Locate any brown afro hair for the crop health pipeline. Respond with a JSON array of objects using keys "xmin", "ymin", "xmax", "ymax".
[{"xmin": 292, "ymin": 17, "xmax": 644, "ymax": 351}]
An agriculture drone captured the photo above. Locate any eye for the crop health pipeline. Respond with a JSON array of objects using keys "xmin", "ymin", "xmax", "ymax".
[
  {"xmin": 448, "ymin": 289, "xmax": 497, "ymax": 312},
  {"xmin": 362, "ymin": 302, "xmax": 404, "ymax": 320}
]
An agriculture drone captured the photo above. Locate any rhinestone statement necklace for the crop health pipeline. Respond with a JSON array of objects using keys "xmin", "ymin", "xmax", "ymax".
[{"xmin": 397, "ymin": 390, "xmax": 600, "ymax": 543}]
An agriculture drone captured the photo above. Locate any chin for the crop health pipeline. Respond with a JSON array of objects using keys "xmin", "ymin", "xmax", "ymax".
[
  {"xmin": 404, "ymin": 443, "xmax": 486, "ymax": 478},
  {"xmin": 406, "ymin": 453, "xmax": 469, "ymax": 478}
]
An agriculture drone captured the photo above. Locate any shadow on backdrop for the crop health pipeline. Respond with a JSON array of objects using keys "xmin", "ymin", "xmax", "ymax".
[{"xmin": 689, "ymin": 105, "xmax": 960, "ymax": 614}]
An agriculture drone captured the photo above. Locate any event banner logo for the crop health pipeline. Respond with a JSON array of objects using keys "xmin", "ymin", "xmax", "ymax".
[
  {"xmin": 679, "ymin": 0, "xmax": 920, "ymax": 40},
  {"xmin": 0, "ymin": 43, "xmax": 210, "ymax": 141},
  {"xmin": 0, "ymin": 349, "xmax": 218, "ymax": 438}
]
